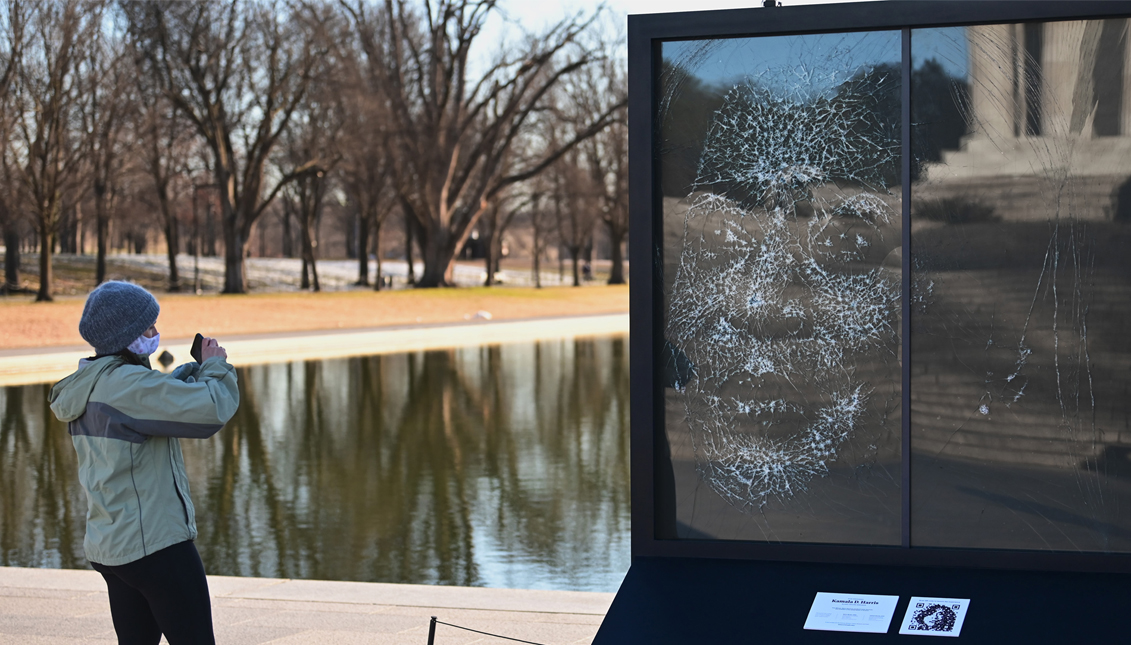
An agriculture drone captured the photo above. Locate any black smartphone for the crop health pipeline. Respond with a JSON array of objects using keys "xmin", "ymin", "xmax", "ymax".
[{"xmin": 190, "ymin": 333, "xmax": 204, "ymax": 363}]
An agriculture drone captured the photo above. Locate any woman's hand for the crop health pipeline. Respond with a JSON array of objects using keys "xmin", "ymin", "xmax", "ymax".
[{"xmin": 200, "ymin": 337, "xmax": 228, "ymax": 362}]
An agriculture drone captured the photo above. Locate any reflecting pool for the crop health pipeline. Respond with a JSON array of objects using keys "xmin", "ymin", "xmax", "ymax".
[{"xmin": 0, "ymin": 337, "xmax": 630, "ymax": 592}]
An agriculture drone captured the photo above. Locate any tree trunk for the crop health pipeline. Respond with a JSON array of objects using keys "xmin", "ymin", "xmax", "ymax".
[
  {"xmin": 484, "ymin": 243, "xmax": 495, "ymax": 286},
  {"xmin": 569, "ymin": 245, "xmax": 581, "ymax": 287},
  {"xmin": 95, "ymin": 193, "xmax": 109, "ymax": 285},
  {"xmin": 425, "ymin": 205, "xmax": 489, "ymax": 288},
  {"xmin": 607, "ymin": 224, "xmax": 626, "ymax": 285},
  {"xmin": 372, "ymin": 219, "xmax": 384, "ymax": 291},
  {"xmin": 404, "ymin": 209, "xmax": 415, "ymax": 284},
  {"xmin": 483, "ymin": 207, "xmax": 498, "ymax": 287},
  {"xmin": 417, "ymin": 232, "xmax": 455, "ymax": 288},
  {"xmin": 36, "ymin": 227, "xmax": 54, "ymax": 302},
  {"xmin": 356, "ymin": 211, "xmax": 370, "ymax": 286},
  {"xmin": 301, "ymin": 220, "xmax": 320, "ymax": 292},
  {"xmin": 76, "ymin": 202, "xmax": 84, "ymax": 255},
  {"xmin": 221, "ymin": 215, "xmax": 247, "ymax": 294},
  {"xmin": 282, "ymin": 203, "xmax": 294, "ymax": 258},
  {"xmin": 3, "ymin": 222, "xmax": 19, "ymax": 291},
  {"xmin": 161, "ymin": 190, "xmax": 181, "ymax": 292},
  {"xmin": 532, "ymin": 245, "xmax": 542, "ymax": 289}
]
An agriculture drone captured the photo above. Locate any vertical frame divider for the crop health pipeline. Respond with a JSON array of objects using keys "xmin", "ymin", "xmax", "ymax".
[
  {"xmin": 901, "ymin": 27, "xmax": 913, "ymax": 549},
  {"xmin": 626, "ymin": 15, "xmax": 656, "ymax": 557}
]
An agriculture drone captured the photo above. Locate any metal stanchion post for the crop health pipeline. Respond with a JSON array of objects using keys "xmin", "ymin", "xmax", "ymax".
[{"xmin": 427, "ymin": 616, "xmax": 437, "ymax": 645}]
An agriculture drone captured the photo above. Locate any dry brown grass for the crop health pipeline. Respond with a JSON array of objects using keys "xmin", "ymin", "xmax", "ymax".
[{"xmin": 0, "ymin": 285, "xmax": 630, "ymax": 350}]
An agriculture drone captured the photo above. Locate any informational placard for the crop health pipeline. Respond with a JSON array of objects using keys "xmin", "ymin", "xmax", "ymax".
[
  {"xmin": 898, "ymin": 597, "xmax": 971, "ymax": 637},
  {"xmin": 803, "ymin": 592, "xmax": 899, "ymax": 633}
]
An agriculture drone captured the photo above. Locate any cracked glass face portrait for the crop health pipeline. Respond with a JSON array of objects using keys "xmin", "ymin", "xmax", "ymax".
[
  {"xmin": 911, "ymin": 20, "xmax": 1131, "ymax": 553},
  {"xmin": 657, "ymin": 31, "xmax": 904, "ymax": 545},
  {"xmin": 653, "ymin": 17, "xmax": 1131, "ymax": 553}
]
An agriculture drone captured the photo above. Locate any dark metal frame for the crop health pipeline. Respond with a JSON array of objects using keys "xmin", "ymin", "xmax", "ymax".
[{"xmin": 629, "ymin": 0, "xmax": 1131, "ymax": 573}]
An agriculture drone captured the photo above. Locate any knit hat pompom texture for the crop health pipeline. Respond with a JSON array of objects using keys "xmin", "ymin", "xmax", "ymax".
[{"xmin": 79, "ymin": 281, "xmax": 161, "ymax": 355}]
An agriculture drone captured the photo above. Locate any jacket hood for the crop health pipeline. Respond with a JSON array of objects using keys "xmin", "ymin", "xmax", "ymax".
[{"xmin": 49, "ymin": 357, "xmax": 123, "ymax": 422}]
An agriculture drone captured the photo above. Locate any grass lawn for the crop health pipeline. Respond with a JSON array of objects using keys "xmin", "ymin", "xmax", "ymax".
[{"xmin": 0, "ymin": 285, "xmax": 630, "ymax": 350}]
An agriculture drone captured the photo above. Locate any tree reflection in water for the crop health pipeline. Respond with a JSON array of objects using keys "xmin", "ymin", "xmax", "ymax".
[{"xmin": 0, "ymin": 337, "xmax": 630, "ymax": 591}]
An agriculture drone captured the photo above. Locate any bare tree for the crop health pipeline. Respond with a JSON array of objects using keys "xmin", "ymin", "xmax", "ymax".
[
  {"xmin": 0, "ymin": 0, "xmax": 27, "ymax": 293},
  {"xmin": 479, "ymin": 193, "xmax": 516, "ymax": 286},
  {"xmin": 550, "ymin": 147, "xmax": 596, "ymax": 287},
  {"xmin": 278, "ymin": 29, "xmax": 345, "ymax": 292},
  {"xmin": 125, "ymin": 0, "xmax": 326, "ymax": 293},
  {"xmin": 13, "ymin": 0, "xmax": 99, "ymax": 301},
  {"xmin": 344, "ymin": 0, "xmax": 625, "ymax": 287},
  {"xmin": 288, "ymin": 170, "xmax": 328, "ymax": 291},
  {"xmin": 335, "ymin": 37, "xmax": 395, "ymax": 289},
  {"xmin": 81, "ymin": 15, "xmax": 134, "ymax": 285},
  {"xmin": 133, "ymin": 69, "xmax": 197, "ymax": 292},
  {"xmin": 578, "ymin": 56, "xmax": 628, "ymax": 285},
  {"xmin": 527, "ymin": 190, "xmax": 555, "ymax": 289}
]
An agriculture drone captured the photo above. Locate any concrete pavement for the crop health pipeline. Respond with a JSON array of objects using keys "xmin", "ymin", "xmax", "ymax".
[{"xmin": 0, "ymin": 566, "xmax": 614, "ymax": 644}]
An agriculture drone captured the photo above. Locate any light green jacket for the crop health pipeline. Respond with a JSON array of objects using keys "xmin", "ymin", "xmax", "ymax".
[{"xmin": 49, "ymin": 356, "xmax": 239, "ymax": 566}]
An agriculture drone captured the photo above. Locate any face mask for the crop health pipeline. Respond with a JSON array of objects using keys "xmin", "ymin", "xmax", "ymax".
[{"xmin": 128, "ymin": 333, "xmax": 160, "ymax": 356}]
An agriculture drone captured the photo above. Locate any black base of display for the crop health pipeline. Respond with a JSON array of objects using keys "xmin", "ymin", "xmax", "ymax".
[{"xmin": 594, "ymin": 556, "xmax": 1129, "ymax": 643}]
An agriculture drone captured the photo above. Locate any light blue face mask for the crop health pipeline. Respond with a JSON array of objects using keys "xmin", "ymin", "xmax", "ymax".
[{"xmin": 127, "ymin": 333, "xmax": 160, "ymax": 356}]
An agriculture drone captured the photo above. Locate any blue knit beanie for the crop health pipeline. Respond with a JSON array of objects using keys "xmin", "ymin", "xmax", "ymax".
[{"xmin": 79, "ymin": 281, "xmax": 161, "ymax": 355}]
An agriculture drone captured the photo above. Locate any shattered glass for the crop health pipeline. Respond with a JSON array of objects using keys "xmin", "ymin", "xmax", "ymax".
[
  {"xmin": 659, "ymin": 32, "xmax": 903, "ymax": 544},
  {"xmin": 656, "ymin": 18, "xmax": 1131, "ymax": 553},
  {"xmin": 911, "ymin": 20, "xmax": 1131, "ymax": 553}
]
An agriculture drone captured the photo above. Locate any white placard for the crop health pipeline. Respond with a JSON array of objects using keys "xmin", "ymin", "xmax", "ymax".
[
  {"xmin": 803, "ymin": 592, "xmax": 899, "ymax": 633},
  {"xmin": 898, "ymin": 597, "xmax": 971, "ymax": 637}
]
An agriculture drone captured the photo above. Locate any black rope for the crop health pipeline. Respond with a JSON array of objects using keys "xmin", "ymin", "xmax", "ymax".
[{"xmin": 427, "ymin": 617, "xmax": 549, "ymax": 645}]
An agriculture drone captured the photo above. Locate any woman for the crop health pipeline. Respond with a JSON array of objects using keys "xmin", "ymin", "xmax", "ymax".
[{"xmin": 49, "ymin": 281, "xmax": 239, "ymax": 645}]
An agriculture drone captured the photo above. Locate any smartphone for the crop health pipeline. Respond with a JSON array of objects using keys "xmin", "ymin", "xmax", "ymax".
[{"xmin": 190, "ymin": 333, "xmax": 204, "ymax": 363}]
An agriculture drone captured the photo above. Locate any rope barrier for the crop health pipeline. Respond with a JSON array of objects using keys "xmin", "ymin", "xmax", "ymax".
[{"xmin": 426, "ymin": 616, "xmax": 550, "ymax": 645}]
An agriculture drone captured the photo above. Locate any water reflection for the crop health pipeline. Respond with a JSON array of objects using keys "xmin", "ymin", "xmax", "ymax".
[{"xmin": 0, "ymin": 337, "xmax": 630, "ymax": 591}]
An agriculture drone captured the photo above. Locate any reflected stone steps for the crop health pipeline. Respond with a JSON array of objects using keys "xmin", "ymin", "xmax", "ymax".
[
  {"xmin": 911, "ymin": 389, "xmax": 1112, "ymax": 466},
  {"xmin": 914, "ymin": 173, "xmax": 1126, "ymax": 222}
]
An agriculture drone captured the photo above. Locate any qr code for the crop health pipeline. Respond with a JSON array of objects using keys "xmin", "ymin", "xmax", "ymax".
[{"xmin": 908, "ymin": 604, "xmax": 957, "ymax": 632}]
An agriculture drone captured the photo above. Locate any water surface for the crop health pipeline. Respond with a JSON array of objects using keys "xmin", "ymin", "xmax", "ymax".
[{"xmin": 0, "ymin": 337, "xmax": 630, "ymax": 591}]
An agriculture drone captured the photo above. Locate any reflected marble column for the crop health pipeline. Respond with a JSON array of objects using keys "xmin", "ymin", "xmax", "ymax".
[
  {"xmin": 1123, "ymin": 19, "xmax": 1131, "ymax": 136},
  {"xmin": 1041, "ymin": 20, "xmax": 1087, "ymax": 137},
  {"xmin": 968, "ymin": 24, "xmax": 1017, "ymax": 139}
]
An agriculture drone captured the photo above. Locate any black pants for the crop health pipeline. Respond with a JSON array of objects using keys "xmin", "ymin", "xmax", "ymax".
[{"xmin": 90, "ymin": 541, "xmax": 215, "ymax": 645}]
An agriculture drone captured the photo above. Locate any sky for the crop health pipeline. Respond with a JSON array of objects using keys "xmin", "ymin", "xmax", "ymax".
[
  {"xmin": 500, "ymin": 0, "xmax": 881, "ymax": 28},
  {"xmin": 485, "ymin": 0, "xmax": 882, "ymax": 45},
  {"xmin": 487, "ymin": 0, "xmax": 966, "ymax": 82}
]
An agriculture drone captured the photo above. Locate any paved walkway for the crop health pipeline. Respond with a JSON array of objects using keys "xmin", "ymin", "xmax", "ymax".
[
  {"xmin": 0, "ymin": 566, "xmax": 614, "ymax": 644},
  {"xmin": 0, "ymin": 313, "xmax": 630, "ymax": 386}
]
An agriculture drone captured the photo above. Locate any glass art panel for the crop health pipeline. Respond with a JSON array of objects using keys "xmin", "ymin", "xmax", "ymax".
[
  {"xmin": 911, "ymin": 20, "xmax": 1131, "ymax": 552},
  {"xmin": 658, "ymin": 31, "xmax": 903, "ymax": 544}
]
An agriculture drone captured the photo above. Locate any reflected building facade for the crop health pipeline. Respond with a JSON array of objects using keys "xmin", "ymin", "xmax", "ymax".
[
  {"xmin": 921, "ymin": 20, "xmax": 1131, "ymax": 221},
  {"xmin": 912, "ymin": 20, "xmax": 1131, "ymax": 551}
]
